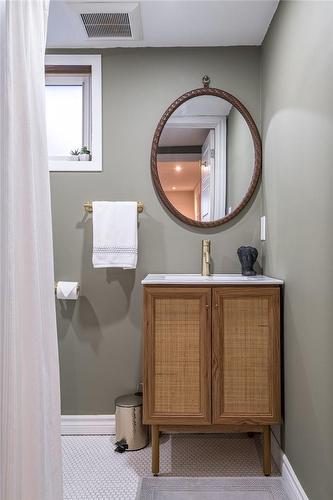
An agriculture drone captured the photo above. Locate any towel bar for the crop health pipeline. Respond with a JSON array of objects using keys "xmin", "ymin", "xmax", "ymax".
[{"xmin": 84, "ymin": 201, "xmax": 144, "ymax": 214}]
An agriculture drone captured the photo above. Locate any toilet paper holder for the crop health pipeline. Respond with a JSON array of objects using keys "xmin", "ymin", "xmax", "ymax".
[{"xmin": 54, "ymin": 282, "xmax": 80, "ymax": 296}]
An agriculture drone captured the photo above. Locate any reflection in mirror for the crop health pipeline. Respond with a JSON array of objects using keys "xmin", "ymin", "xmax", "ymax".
[{"xmin": 157, "ymin": 96, "xmax": 254, "ymax": 223}]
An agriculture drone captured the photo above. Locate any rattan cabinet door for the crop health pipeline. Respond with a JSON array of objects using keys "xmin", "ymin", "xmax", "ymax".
[
  {"xmin": 143, "ymin": 287, "xmax": 211, "ymax": 425},
  {"xmin": 212, "ymin": 287, "xmax": 280, "ymax": 425}
]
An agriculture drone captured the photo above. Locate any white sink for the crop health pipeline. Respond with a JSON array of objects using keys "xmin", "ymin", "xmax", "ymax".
[{"xmin": 141, "ymin": 274, "xmax": 284, "ymax": 285}]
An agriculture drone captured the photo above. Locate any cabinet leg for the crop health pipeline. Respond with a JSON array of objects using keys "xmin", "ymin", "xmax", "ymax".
[
  {"xmin": 263, "ymin": 425, "xmax": 271, "ymax": 476},
  {"xmin": 151, "ymin": 425, "xmax": 160, "ymax": 476}
]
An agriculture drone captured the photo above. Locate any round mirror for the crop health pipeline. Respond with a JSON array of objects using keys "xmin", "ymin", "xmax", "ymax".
[{"xmin": 151, "ymin": 87, "xmax": 261, "ymax": 228}]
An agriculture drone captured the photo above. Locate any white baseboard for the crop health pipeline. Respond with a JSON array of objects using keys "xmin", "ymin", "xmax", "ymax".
[
  {"xmin": 61, "ymin": 414, "xmax": 116, "ymax": 435},
  {"xmin": 271, "ymin": 431, "xmax": 309, "ymax": 500}
]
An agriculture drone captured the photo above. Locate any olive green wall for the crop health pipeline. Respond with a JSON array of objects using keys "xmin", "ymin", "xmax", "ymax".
[
  {"xmin": 50, "ymin": 47, "xmax": 262, "ymax": 415},
  {"xmin": 261, "ymin": 2, "xmax": 333, "ymax": 499},
  {"xmin": 226, "ymin": 106, "xmax": 254, "ymax": 213}
]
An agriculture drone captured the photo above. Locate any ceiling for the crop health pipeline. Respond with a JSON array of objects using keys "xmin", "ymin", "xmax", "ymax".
[
  {"xmin": 172, "ymin": 95, "xmax": 232, "ymax": 117},
  {"xmin": 47, "ymin": 0, "xmax": 279, "ymax": 49},
  {"xmin": 159, "ymin": 128, "xmax": 209, "ymax": 147}
]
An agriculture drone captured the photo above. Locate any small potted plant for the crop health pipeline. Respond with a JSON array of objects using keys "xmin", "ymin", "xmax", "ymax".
[
  {"xmin": 78, "ymin": 146, "xmax": 91, "ymax": 161},
  {"xmin": 70, "ymin": 149, "xmax": 80, "ymax": 161}
]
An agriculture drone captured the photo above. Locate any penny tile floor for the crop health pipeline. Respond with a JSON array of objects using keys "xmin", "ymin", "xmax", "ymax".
[{"xmin": 62, "ymin": 434, "xmax": 291, "ymax": 500}]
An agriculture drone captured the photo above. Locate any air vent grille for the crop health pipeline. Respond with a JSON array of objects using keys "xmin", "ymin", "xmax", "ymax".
[{"xmin": 80, "ymin": 13, "xmax": 132, "ymax": 38}]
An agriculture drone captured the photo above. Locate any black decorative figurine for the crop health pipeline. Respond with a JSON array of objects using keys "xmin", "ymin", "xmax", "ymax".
[{"xmin": 237, "ymin": 246, "xmax": 258, "ymax": 276}]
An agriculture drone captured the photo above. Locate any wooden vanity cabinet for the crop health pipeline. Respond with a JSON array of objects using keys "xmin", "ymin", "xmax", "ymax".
[
  {"xmin": 144, "ymin": 287, "xmax": 212, "ymax": 425},
  {"xmin": 212, "ymin": 287, "xmax": 280, "ymax": 425},
  {"xmin": 143, "ymin": 285, "xmax": 281, "ymax": 476}
]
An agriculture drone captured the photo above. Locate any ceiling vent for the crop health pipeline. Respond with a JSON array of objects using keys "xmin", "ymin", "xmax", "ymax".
[
  {"xmin": 80, "ymin": 13, "xmax": 132, "ymax": 38},
  {"xmin": 71, "ymin": 2, "xmax": 142, "ymax": 41}
]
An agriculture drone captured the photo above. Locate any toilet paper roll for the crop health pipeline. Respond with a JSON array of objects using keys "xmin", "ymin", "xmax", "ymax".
[{"xmin": 56, "ymin": 281, "xmax": 79, "ymax": 300}]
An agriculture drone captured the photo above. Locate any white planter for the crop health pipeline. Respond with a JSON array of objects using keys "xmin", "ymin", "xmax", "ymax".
[
  {"xmin": 70, "ymin": 156, "xmax": 79, "ymax": 161},
  {"xmin": 78, "ymin": 154, "xmax": 91, "ymax": 161}
]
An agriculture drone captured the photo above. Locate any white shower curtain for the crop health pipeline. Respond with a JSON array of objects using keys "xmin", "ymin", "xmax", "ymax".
[{"xmin": 0, "ymin": 1, "xmax": 63, "ymax": 499}]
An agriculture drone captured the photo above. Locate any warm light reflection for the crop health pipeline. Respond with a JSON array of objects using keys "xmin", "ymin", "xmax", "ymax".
[{"xmin": 175, "ymin": 165, "xmax": 182, "ymax": 172}]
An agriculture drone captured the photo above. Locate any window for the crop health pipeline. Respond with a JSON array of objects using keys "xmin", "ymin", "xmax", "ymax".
[{"xmin": 45, "ymin": 55, "xmax": 102, "ymax": 171}]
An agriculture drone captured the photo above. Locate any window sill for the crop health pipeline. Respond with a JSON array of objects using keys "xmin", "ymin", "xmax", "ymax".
[{"xmin": 49, "ymin": 159, "xmax": 102, "ymax": 172}]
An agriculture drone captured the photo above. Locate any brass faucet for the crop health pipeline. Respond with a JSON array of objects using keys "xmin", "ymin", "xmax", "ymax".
[{"xmin": 201, "ymin": 240, "xmax": 211, "ymax": 276}]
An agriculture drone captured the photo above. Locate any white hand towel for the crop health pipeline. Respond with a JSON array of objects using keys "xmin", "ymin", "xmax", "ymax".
[{"xmin": 92, "ymin": 201, "xmax": 138, "ymax": 269}]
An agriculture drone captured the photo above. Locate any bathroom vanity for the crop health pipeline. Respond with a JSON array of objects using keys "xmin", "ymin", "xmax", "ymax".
[
  {"xmin": 142, "ymin": 274, "xmax": 283, "ymax": 476},
  {"xmin": 145, "ymin": 78, "xmax": 282, "ymax": 476}
]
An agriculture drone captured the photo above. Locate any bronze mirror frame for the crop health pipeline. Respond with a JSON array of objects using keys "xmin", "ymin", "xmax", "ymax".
[{"xmin": 151, "ymin": 81, "xmax": 262, "ymax": 228}]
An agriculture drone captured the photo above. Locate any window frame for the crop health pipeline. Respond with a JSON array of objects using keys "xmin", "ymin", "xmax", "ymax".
[{"xmin": 45, "ymin": 54, "xmax": 102, "ymax": 172}]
